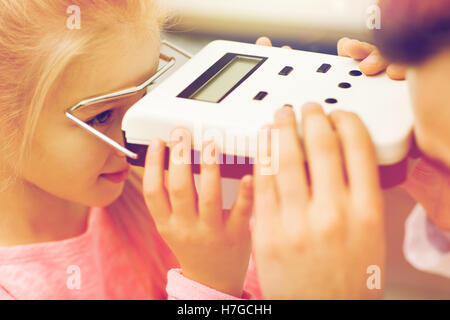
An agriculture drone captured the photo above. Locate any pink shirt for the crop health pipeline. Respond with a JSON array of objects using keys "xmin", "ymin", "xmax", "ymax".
[{"xmin": 0, "ymin": 207, "xmax": 261, "ymax": 300}]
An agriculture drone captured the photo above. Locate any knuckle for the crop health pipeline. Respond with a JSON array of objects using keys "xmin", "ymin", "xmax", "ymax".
[
  {"xmin": 254, "ymin": 238, "xmax": 283, "ymax": 259},
  {"xmin": 285, "ymin": 230, "xmax": 309, "ymax": 252},
  {"xmin": 357, "ymin": 204, "xmax": 384, "ymax": 227},
  {"xmin": 169, "ymin": 184, "xmax": 186, "ymax": 199},
  {"xmin": 309, "ymin": 131, "xmax": 337, "ymax": 152},
  {"xmin": 310, "ymin": 207, "xmax": 348, "ymax": 242},
  {"xmin": 143, "ymin": 185, "xmax": 161, "ymax": 199},
  {"xmin": 200, "ymin": 197, "xmax": 216, "ymax": 211},
  {"xmin": 318, "ymin": 222, "xmax": 347, "ymax": 243},
  {"xmin": 361, "ymin": 215, "xmax": 383, "ymax": 231}
]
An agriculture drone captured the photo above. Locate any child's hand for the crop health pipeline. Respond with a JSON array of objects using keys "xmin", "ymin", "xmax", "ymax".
[
  {"xmin": 255, "ymin": 36, "xmax": 292, "ymax": 50},
  {"xmin": 143, "ymin": 128, "xmax": 253, "ymax": 297},
  {"xmin": 403, "ymin": 159, "xmax": 450, "ymax": 232},
  {"xmin": 337, "ymin": 37, "xmax": 406, "ymax": 80},
  {"xmin": 252, "ymin": 104, "xmax": 385, "ymax": 299}
]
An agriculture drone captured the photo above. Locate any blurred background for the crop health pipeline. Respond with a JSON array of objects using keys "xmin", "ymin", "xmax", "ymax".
[
  {"xmin": 160, "ymin": 0, "xmax": 450, "ymax": 299},
  {"xmin": 163, "ymin": 0, "xmax": 378, "ymax": 54}
]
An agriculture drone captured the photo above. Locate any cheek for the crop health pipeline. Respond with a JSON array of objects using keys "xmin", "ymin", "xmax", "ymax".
[
  {"xmin": 24, "ymin": 129, "xmax": 111, "ymax": 194},
  {"xmin": 55, "ymin": 144, "xmax": 107, "ymax": 182},
  {"xmin": 410, "ymin": 78, "xmax": 450, "ymax": 165}
]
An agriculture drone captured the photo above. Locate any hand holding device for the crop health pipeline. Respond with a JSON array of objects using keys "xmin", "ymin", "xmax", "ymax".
[
  {"xmin": 142, "ymin": 129, "xmax": 253, "ymax": 297},
  {"xmin": 252, "ymin": 104, "xmax": 385, "ymax": 299}
]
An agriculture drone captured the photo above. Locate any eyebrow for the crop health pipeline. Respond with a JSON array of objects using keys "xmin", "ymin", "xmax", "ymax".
[
  {"xmin": 69, "ymin": 80, "xmax": 149, "ymax": 116},
  {"xmin": 66, "ymin": 50, "xmax": 178, "ymax": 123},
  {"xmin": 72, "ymin": 101, "xmax": 124, "ymax": 119}
]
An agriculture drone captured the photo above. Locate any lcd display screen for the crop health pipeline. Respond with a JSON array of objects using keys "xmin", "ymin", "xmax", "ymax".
[{"xmin": 189, "ymin": 56, "xmax": 263, "ymax": 103}]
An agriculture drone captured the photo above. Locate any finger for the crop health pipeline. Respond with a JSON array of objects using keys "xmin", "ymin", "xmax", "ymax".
[
  {"xmin": 337, "ymin": 37, "xmax": 351, "ymax": 57},
  {"xmin": 273, "ymin": 106, "xmax": 309, "ymax": 207},
  {"xmin": 168, "ymin": 127, "xmax": 197, "ymax": 220},
  {"xmin": 301, "ymin": 103, "xmax": 346, "ymax": 198},
  {"xmin": 338, "ymin": 38, "xmax": 376, "ymax": 60},
  {"xmin": 329, "ymin": 111, "xmax": 381, "ymax": 202},
  {"xmin": 282, "ymin": 45, "xmax": 292, "ymax": 50},
  {"xmin": 359, "ymin": 50, "xmax": 389, "ymax": 76},
  {"xmin": 256, "ymin": 36, "xmax": 272, "ymax": 47},
  {"xmin": 227, "ymin": 175, "xmax": 254, "ymax": 232},
  {"xmin": 347, "ymin": 40, "xmax": 375, "ymax": 60},
  {"xmin": 143, "ymin": 139, "xmax": 171, "ymax": 224},
  {"xmin": 199, "ymin": 141, "xmax": 223, "ymax": 227},
  {"xmin": 253, "ymin": 125, "xmax": 279, "ymax": 221},
  {"xmin": 386, "ymin": 64, "xmax": 407, "ymax": 80}
]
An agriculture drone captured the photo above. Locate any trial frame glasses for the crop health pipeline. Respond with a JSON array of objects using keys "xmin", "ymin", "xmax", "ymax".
[{"xmin": 65, "ymin": 40, "xmax": 192, "ymax": 160}]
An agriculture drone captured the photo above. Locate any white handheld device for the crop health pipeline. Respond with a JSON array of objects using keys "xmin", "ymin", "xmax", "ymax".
[{"xmin": 122, "ymin": 40, "xmax": 414, "ymax": 186}]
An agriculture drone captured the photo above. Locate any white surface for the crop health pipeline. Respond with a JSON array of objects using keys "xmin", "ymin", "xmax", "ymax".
[
  {"xmin": 163, "ymin": 0, "xmax": 379, "ymax": 41},
  {"xmin": 124, "ymin": 40, "xmax": 414, "ymax": 165}
]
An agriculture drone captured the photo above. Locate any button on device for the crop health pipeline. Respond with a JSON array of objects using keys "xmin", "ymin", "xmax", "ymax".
[
  {"xmin": 317, "ymin": 63, "xmax": 332, "ymax": 73},
  {"xmin": 254, "ymin": 91, "xmax": 268, "ymax": 101},
  {"xmin": 349, "ymin": 70, "xmax": 363, "ymax": 76},
  {"xmin": 279, "ymin": 66, "xmax": 293, "ymax": 76},
  {"xmin": 325, "ymin": 98, "xmax": 338, "ymax": 104},
  {"xmin": 338, "ymin": 82, "xmax": 352, "ymax": 89}
]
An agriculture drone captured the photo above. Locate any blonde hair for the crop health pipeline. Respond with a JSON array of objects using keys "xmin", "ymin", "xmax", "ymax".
[
  {"xmin": 0, "ymin": 0, "xmax": 164, "ymax": 185},
  {"xmin": 0, "ymin": 0, "xmax": 178, "ymax": 298}
]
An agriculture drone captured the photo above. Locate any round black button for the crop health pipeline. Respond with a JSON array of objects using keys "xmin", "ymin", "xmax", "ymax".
[
  {"xmin": 338, "ymin": 82, "xmax": 352, "ymax": 88},
  {"xmin": 325, "ymin": 98, "xmax": 338, "ymax": 104},
  {"xmin": 349, "ymin": 70, "xmax": 363, "ymax": 76}
]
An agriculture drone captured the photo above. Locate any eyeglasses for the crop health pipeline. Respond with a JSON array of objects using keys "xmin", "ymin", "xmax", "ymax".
[{"xmin": 65, "ymin": 40, "xmax": 192, "ymax": 160}]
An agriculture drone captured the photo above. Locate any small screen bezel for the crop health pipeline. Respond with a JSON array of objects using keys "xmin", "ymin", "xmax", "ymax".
[{"xmin": 177, "ymin": 53, "xmax": 267, "ymax": 103}]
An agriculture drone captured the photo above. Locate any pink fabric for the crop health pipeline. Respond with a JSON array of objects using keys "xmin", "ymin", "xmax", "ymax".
[
  {"xmin": 166, "ymin": 254, "xmax": 262, "ymax": 300},
  {"xmin": 167, "ymin": 269, "xmax": 254, "ymax": 300},
  {"xmin": 0, "ymin": 207, "xmax": 261, "ymax": 300},
  {"xmin": 403, "ymin": 205, "xmax": 450, "ymax": 278}
]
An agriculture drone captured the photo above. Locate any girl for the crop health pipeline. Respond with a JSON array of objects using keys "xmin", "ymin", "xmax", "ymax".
[{"xmin": 0, "ymin": 0, "xmax": 257, "ymax": 300}]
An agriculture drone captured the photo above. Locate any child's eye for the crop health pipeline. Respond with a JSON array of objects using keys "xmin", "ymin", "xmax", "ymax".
[{"xmin": 86, "ymin": 109, "xmax": 114, "ymax": 127}]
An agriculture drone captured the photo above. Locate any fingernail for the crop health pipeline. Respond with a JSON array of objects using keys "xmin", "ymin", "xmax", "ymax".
[
  {"xmin": 276, "ymin": 107, "xmax": 294, "ymax": 118},
  {"xmin": 149, "ymin": 139, "xmax": 161, "ymax": 152},
  {"xmin": 302, "ymin": 102, "xmax": 321, "ymax": 112},
  {"xmin": 363, "ymin": 54, "xmax": 380, "ymax": 65},
  {"xmin": 171, "ymin": 128, "xmax": 185, "ymax": 143}
]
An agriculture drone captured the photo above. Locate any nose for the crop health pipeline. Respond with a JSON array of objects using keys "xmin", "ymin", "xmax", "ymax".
[
  {"xmin": 113, "ymin": 145, "xmax": 127, "ymax": 158},
  {"xmin": 109, "ymin": 123, "xmax": 129, "ymax": 159}
]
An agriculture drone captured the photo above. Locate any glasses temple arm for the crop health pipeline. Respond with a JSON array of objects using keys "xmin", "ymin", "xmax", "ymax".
[{"xmin": 65, "ymin": 112, "xmax": 139, "ymax": 160}]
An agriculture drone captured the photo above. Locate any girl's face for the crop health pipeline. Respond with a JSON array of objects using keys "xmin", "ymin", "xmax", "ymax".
[
  {"xmin": 408, "ymin": 48, "xmax": 450, "ymax": 170},
  {"xmin": 20, "ymin": 34, "xmax": 160, "ymax": 207}
]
